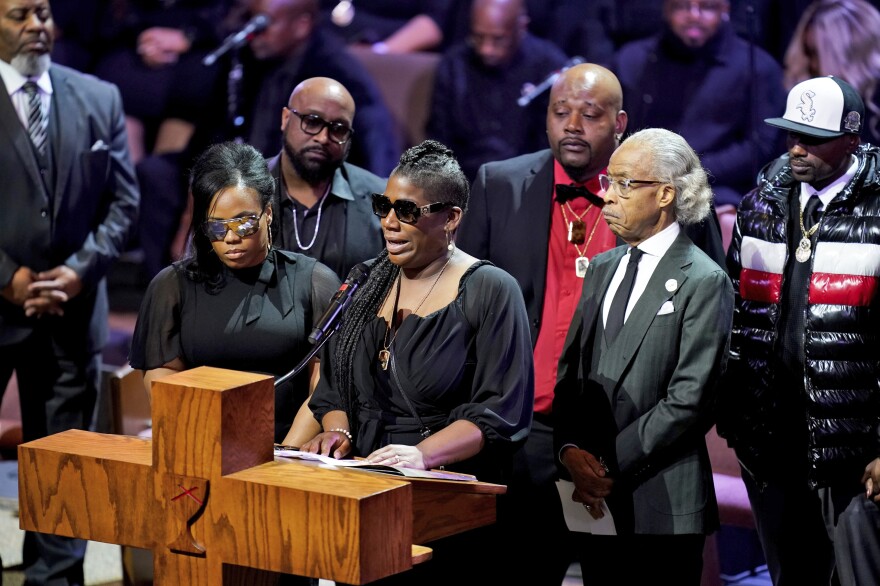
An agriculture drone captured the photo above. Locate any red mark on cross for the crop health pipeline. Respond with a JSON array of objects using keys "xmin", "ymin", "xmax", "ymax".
[{"xmin": 171, "ymin": 485, "xmax": 203, "ymax": 506}]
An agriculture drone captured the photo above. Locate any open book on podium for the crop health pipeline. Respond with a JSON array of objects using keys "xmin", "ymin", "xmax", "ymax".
[{"xmin": 274, "ymin": 447, "xmax": 478, "ymax": 481}]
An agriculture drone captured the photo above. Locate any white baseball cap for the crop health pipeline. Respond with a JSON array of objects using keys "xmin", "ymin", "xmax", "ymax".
[{"xmin": 765, "ymin": 76, "xmax": 864, "ymax": 139}]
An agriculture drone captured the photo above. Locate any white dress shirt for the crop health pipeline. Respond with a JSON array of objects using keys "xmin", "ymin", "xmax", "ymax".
[
  {"xmin": 0, "ymin": 58, "xmax": 52, "ymax": 130},
  {"xmin": 602, "ymin": 221, "xmax": 681, "ymax": 328}
]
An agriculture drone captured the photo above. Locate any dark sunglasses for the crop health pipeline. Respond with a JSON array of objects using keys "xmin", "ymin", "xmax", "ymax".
[
  {"xmin": 371, "ymin": 193, "xmax": 454, "ymax": 225},
  {"xmin": 289, "ymin": 108, "xmax": 353, "ymax": 144},
  {"xmin": 202, "ymin": 211, "xmax": 264, "ymax": 242}
]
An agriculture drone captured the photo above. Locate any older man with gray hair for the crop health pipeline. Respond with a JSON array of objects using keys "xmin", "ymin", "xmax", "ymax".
[{"xmin": 553, "ymin": 128, "xmax": 733, "ymax": 585}]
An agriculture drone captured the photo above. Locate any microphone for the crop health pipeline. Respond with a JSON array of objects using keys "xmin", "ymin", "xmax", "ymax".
[
  {"xmin": 308, "ymin": 263, "xmax": 371, "ymax": 345},
  {"xmin": 517, "ymin": 56, "xmax": 585, "ymax": 107},
  {"xmin": 202, "ymin": 14, "xmax": 270, "ymax": 66}
]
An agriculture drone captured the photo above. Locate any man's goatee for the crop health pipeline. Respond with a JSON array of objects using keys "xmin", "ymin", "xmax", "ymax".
[{"xmin": 11, "ymin": 53, "xmax": 51, "ymax": 77}]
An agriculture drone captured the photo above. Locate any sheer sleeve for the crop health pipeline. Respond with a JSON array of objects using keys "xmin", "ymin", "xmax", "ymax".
[
  {"xmin": 309, "ymin": 350, "xmax": 340, "ymax": 418},
  {"xmin": 128, "ymin": 265, "xmax": 184, "ymax": 370},
  {"xmin": 452, "ymin": 265, "xmax": 534, "ymax": 446},
  {"xmin": 309, "ymin": 261, "xmax": 343, "ymax": 329}
]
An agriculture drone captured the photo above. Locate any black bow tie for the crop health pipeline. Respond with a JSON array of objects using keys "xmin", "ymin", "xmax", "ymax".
[{"xmin": 555, "ymin": 184, "xmax": 604, "ymax": 206}]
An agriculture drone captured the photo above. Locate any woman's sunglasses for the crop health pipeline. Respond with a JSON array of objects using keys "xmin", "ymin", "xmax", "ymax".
[
  {"xmin": 371, "ymin": 193, "xmax": 453, "ymax": 225},
  {"xmin": 202, "ymin": 211, "xmax": 264, "ymax": 242}
]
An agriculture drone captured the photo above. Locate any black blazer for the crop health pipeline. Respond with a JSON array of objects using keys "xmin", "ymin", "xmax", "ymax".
[{"xmin": 0, "ymin": 65, "xmax": 139, "ymax": 350}]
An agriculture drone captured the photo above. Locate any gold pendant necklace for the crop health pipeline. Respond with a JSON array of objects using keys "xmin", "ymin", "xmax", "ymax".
[
  {"xmin": 379, "ymin": 253, "xmax": 454, "ymax": 370},
  {"xmin": 564, "ymin": 201, "xmax": 590, "ymax": 244},
  {"xmin": 560, "ymin": 203, "xmax": 603, "ymax": 278},
  {"xmin": 795, "ymin": 201, "xmax": 822, "ymax": 263}
]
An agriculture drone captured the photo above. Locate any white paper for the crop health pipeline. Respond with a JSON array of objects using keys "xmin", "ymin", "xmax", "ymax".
[
  {"xmin": 273, "ymin": 448, "xmax": 478, "ymax": 481},
  {"xmin": 555, "ymin": 479, "xmax": 617, "ymax": 535}
]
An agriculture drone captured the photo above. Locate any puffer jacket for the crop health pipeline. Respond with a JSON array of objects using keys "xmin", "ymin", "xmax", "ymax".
[{"xmin": 718, "ymin": 143, "xmax": 880, "ymax": 489}]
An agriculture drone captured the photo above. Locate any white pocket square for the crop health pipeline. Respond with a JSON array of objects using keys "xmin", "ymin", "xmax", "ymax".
[
  {"xmin": 657, "ymin": 300, "xmax": 675, "ymax": 315},
  {"xmin": 90, "ymin": 139, "xmax": 107, "ymax": 151}
]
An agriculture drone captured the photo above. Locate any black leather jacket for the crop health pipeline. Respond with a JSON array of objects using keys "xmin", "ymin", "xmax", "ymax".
[{"xmin": 718, "ymin": 144, "xmax": 880, "ymax": 489}]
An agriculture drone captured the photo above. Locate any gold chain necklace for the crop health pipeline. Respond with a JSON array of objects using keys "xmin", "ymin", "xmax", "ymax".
[
  {"xmin": 560, "ymin": 204, "xmax": 603, "ymax": 277},
  {"xmin": 378, "ymin": 253, "xmax": 454, "ymax": 370},
  {"xmin": 795, "ymin": 199, "xmax": 823, "ymax": 263}
]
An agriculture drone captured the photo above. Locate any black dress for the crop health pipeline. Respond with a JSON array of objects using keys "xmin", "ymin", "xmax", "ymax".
[
  {"xmin": 129, "ymin": 249, "xmax": 340, "ymax": 441},
  {"xmin": 309, "ymin": 261, "xmax": 533, "ymax": 586},
  {"xmin": 310, "ymin": 261, "xmax": 534, "ymax": 483}
]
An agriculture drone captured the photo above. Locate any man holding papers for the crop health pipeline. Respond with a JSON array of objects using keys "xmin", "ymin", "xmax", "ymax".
[{"xmin": 553, "ymin": 128, "xmax": 733, "ymax": 585}]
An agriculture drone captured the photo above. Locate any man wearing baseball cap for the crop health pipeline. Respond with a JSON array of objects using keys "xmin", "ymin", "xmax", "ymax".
[{"xmin": 718, "ymin": 75, "xmax": 880, "ymax": 586}]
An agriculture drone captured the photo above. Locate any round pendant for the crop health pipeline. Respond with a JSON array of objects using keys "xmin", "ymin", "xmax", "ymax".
[
  {"xmin": 331, "ymin": 0, "xmax": 355, "ymax": 27},
  {"xmin": 795, "ymin": 238, "xmax": 812, "ymax": 263}
]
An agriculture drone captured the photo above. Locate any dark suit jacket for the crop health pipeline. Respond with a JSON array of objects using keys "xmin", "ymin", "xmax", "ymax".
[
  {"xmin": 267, "ymin": 155, "xmax": 385, "ymax": 280},
  {"xmin": 0, "ymin": 64, "xmax": 139, "ymax": 351},
  {"xmin": 458, "ymin": 149, "xmax": 726, "ymax": 346},
  {"xmin": 553, "ymin": 231, "xmax": 734, "ymax": 535}
]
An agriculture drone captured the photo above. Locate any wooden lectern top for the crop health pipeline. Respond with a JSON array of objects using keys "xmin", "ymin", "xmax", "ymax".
[{"xmin": 18, "ymin": 366, "xmax": 503, "ymax": 585}]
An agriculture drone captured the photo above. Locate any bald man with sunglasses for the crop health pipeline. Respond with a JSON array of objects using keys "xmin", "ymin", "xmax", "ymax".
[{"xmin": 268, "ymin": 77, "xmax": 386, "ymax": 281}]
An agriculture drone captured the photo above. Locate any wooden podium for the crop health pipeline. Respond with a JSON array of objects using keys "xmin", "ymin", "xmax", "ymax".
[{"xmin": 17, "ymin": 366, "xmax": 504, "ymax": 584}]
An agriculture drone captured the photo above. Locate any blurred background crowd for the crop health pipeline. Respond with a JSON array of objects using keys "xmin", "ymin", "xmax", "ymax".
[{"xmin": 48, "ymin": 0, "xmax": 880, "ymax": 286}]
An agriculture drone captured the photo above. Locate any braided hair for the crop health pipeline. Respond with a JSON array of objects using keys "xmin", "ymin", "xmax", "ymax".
[{"xmin": 331, "ymin": 140, "xmax": 469, "ymax": 438}]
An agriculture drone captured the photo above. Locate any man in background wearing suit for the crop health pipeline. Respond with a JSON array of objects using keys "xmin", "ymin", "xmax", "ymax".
[
  {"xmin": 553, "ymin": 128, "xmax": 733, "ymax": 584},
  {"xmin": 457, "ymin": 62, "xmax": 725, "ymax": 584},
  {"xmin": 0, "ymin": 0, "xmax": 140, "ymax": 583},
  {"xmin": 268, "ymin": 77, "xmax": 385, "ymax": 281}
]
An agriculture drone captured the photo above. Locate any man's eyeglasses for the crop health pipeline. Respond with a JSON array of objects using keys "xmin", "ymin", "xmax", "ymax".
[
  {"xmin": 371, "ymin": 193, "xmax": 454, "ymax": 225},
  {"xmin": 203, "ymin": 212, "xmax": 264, "ymax": 242},
  {"xmin": 288, "ymin": 109, "xmax": 353, "ymax": 144},
  {"xmin": 598, "ymin": 174, "xmax": 666, "ymax": 197},
  {"xmin": 667, "ymin": 0, "xmax": 726, "ymax": 16}
]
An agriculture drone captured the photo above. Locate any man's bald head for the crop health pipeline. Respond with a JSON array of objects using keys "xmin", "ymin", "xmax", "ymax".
[
  {"xmin": 288, "ymin": 77, "xmax": 356, "ymax": 118},
  {"xmin": 546, "ymin": 63, "xmax": 628, "ymax": 182},
  {"xmin": 550, "ymin": 63, "xmax": 624, "ymax": 114},
  {"xmin": 469, "ymin": 0, "xmax": 527, "ymax": 68}
]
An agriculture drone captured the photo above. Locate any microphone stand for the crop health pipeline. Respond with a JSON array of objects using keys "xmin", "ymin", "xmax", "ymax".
[
  {"xmin": 518, "ymin": 56, "xmax": 585, "ymax": 107},
  {"xmin": 275, "ymin": 324, "xmax": 337, "ymax": 388},
  {"xmin": 227, "ymin": 47, "xmax": 246, "ymax": 143}
]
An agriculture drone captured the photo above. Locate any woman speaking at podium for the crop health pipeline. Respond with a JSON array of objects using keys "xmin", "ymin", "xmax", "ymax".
[
  {"xmin": 302, "ymin": 140, "xmax": 534, "ymax": 585},
  {"xmin": 129, "ymin": 141, "xmax": 340, "ymax": 444}
]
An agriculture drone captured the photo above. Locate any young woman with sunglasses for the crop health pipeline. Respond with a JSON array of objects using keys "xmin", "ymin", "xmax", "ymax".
[
  {"xmin": 301, "ymin": 140, "xmax": 534, "ymax": 586},
  {"xmin": 128, "ymin": 142, "xmax": 341, "ymax": 445}
]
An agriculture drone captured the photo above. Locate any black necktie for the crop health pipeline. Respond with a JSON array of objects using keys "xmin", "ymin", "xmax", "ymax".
[
  {"xmin": 555, "ymin": 184, "xmax": 604, "ymax": 207},
  {"xmin": 23, "ymin": 81, "xmax": 46, "ymax": 155},
  {"xmin": 605, "ymin": 247, "xmax": 644, "ymax": 343},
  {"xmin": 782, "ymin": 194, "xmax": 823, "ymax": 372},
  {"xmin": 803, "ymin": 194, "xmax": 823, "ymax": 231}
]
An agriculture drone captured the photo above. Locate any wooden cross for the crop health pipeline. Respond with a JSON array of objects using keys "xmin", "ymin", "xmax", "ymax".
[{"xmin": 17, "ymin": 366, "xmax": 503, "ymax": 584}]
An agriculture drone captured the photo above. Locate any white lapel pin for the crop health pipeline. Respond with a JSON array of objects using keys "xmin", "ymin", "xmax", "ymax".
[{"xmin": 665, "ymin": 279, "xmax": 678, "ymax": 292}]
